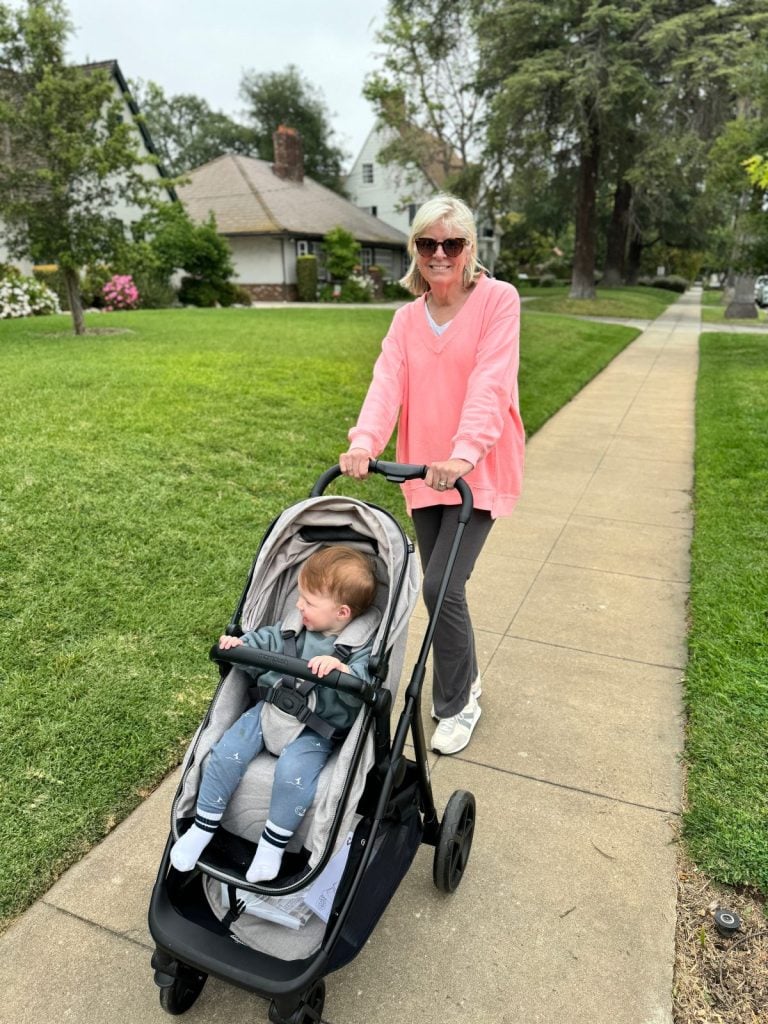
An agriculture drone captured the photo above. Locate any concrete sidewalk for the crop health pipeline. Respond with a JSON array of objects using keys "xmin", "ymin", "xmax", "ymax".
[{"xmin": 0, "ymin": 291, "xmax": 699, "ymax": 1024}]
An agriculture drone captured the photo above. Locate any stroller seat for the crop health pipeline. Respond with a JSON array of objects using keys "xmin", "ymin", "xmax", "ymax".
[{"xmin": 167, "ymin": 495, "xmax": 419, "ymax": 957}]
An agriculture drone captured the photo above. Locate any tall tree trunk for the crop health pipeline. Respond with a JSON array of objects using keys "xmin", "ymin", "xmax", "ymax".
[
  {"xmin": 569, "ymin": 113, "xmax": 600, "ymax": 300},
  {"xmin": 625, "ymin": 225, "xmax": 643, "ymax": 285},
  {"xmin": 602, "ymin": 179, "xmax": 632, "ymax": 287},
  {"xmin": 725, "ymin": 273, "xmax": 757, "ymax": 319},
  {"xmin": 63, "ymin": 267, "xmax": 85, "ymax": 335}
]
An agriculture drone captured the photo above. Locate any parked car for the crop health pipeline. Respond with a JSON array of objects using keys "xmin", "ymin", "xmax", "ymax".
[{"xmin": 754, "ymin": 275, "xmax": 768, "ymax": 307}]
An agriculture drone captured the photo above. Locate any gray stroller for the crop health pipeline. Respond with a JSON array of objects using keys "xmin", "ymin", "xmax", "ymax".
[{"xmin": 148, "ymin": 461, "xmax": 478, "ymax": 1023}]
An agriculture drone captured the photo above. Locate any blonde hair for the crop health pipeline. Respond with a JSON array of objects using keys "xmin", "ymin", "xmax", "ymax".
[
  {"xmin": 400, "ymin": 194, "xmax": 488, "ymax": 296},
  {"xmin": 298, "ymin": 545, "xmax": 377, "ymax": 618}
]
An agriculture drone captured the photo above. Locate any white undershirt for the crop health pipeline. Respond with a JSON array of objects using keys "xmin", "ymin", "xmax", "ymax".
[{"xmin": 425, "ymin": 302, "xmax": 452, "ymax": 336}]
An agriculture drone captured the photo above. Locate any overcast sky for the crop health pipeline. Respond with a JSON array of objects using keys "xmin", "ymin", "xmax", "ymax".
[{"xmin": 61, "ymin": 0, "xmax": 387, "ymax": 168}]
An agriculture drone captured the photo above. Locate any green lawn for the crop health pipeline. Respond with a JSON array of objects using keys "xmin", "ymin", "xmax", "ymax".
[
  {"xmin": 519, "ymin": 284, "xmax": 678, "ymax": 319},
  {"xmin": 0, "ymin": 305, "xmax": 640, "ymax": 928},
  {"xmin": 684, "ymin": 331, "xmax": 768, "ymax": 892},
  {"xmin": 700, "ymin": 288, "xmax": 768, "ymax": 325}
]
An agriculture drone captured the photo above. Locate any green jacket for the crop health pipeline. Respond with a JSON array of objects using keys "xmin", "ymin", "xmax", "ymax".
[{"xmin": 240, "ymin": 610, "xmax": 379, "ymax": 733}]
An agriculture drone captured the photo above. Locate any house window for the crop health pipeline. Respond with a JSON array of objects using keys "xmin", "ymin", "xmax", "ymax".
[
  {"xmin": 360, "ymin": 248, "xmax": 374, "ymax": 272},
  {"xmin": 362, "ymin": 163, "xmax": 374, "ymax": 184},
  {"xmin": 297, "ymin": 240, "xmax": 316, "ymax": 257},
  {"xmin": 366, "ymin": 205, "xmax": 378, "ymax": 217}
]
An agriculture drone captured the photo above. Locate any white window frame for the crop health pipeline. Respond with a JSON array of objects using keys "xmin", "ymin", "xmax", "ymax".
[{"xmin": 362, "ymin": 163, "xmax": 374, "ymax": 184}]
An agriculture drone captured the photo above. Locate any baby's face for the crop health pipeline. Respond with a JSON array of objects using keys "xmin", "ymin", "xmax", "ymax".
[{"xmin": 296, "ymin": 585, "xmax": 346, "ymax": 634}]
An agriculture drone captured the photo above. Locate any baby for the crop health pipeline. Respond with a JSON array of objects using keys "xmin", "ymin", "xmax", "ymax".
[{"xmin": 171, "ymin": 545, "xmax": 379, "ymax": 882}]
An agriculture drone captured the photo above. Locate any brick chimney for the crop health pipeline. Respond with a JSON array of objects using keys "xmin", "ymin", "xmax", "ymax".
[{"xmin": 272, "ymin": 125, "xmax": 304, "ymax": 183}]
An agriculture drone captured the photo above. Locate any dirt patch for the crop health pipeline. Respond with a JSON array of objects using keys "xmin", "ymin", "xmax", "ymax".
[
  {"xmin": 83, "ymin": 327, "xmax": 134, "ymax": 336},
  {"xmin": 674, "ymin": 853, "xmax": 767, "ymax": 1023}
]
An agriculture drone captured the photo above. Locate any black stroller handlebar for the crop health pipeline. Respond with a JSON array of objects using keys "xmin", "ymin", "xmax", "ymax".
[
  {"xmin": 311, "ymin": 460, "xmax": 473, "ymax": 523},
  {"xmin": 209, "ymin": 643, "xmax": 377, "ymax": 703}
]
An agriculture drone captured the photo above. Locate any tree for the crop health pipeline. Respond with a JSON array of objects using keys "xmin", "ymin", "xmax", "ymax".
[
  {"xmin": 616, "ymin": 2, "xmax": 768, "ymax": 288},
  {"xmin": 239, "ymin": 65, "xmax": 347, "ymax": 193},
  {"xmin": 363, "ymin": 0, "xmax": 491, "ymax": 210},
  {"xmin": 131, "ymin": 80, "xmax": 258, "ymax": 177},
  {"xmin": 0, "ymin": 0, "xmax": 165, "ymax": 334},
  {"xmin": 477, "ymin": 0, "xmax": 768, "ymax": 298},
  {"xmin": 478, "ymin": 0, "xmax": 675, "ymax": 299}
]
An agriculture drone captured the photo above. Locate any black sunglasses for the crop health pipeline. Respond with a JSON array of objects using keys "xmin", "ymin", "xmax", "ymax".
[{"xmin": 414, "ymin": 237, "xmax": 467, "ymax": 258}]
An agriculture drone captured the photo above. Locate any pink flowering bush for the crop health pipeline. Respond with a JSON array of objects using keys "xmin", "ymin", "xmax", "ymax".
[{"xmin": 102, "ymin": 274, "xmax": 139, "ymax": 311}]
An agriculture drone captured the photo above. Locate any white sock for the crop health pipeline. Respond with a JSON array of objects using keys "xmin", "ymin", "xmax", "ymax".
[
  {"xmin": 170, "ymin": 812, "xmax": 223, "ymax": 872},
  {"xmin": 246, "ymin": 820, "xmax": 294, "ymax": 882}
]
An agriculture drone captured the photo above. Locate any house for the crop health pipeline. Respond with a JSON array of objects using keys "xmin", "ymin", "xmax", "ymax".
[
  {"xmin": 345, "ymin": 123, "xmax": 460, "ymax": 235},
  {"xmin": 0, "ymin": 59, "xmax": 174, "ymax": 275},
  {"xmin": 177, "ymin": 127, "xmax": 408, "ymax": 301},
  {"xmin": 346, "ymin": 123, "xmax": 500, "ymax": 272}
]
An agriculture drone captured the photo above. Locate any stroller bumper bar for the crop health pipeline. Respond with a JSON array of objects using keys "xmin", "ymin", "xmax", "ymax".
[
  {"xmin": 311, "ymin": 460, "xmax": 473, "ymax": 524},
  {"xmin": 209, "ymin": 644, "xmax": 378, "ymax": 704}
]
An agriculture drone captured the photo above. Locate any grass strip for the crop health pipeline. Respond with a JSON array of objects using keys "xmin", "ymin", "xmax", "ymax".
[
  {"xmin": 519, "ymin": 284, "xmax": 677, "ymax": 319},
  {"xmin": 684, "ymin": 331, "xmax": 768, "ymax": 892}
]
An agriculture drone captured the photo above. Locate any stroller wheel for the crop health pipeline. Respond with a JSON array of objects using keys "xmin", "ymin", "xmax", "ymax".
[
  {"xmin": 269, "ymin": 978, "xmax": 326, "ymax": 1024},
  {"xmin": 433, "ymin": 790, "xmax": 476, "ymax": 893},
  {"xmin": 158, "ymin": 966, "xmax": 208, "ymax": 1015}
]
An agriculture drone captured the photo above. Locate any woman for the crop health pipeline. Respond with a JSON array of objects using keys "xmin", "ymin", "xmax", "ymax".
[{"xmin": 340, "ymin": 194, "xmax": 524, "ymax": 755}]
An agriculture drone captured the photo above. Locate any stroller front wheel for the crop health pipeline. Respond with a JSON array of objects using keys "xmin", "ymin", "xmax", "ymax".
[
  {"xmin": 158, "ymin": 966, "xmax": 208, "ymax": 1015},
  {"xmin": 269, "ymin": 978, "xmax": 326, "ymax": 1024},
  {"xmin": 433, "ymin": 789, "xmax": 476, "ymax": 893}
]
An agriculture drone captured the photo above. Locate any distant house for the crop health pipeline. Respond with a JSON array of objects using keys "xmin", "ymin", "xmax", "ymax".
[
  {"xmin": 0, "ymin": 59, "xmax": 174, "ymax": 275},
  {"xmin": 346, "ymin": 123, "xmax": 500, "ymax": 273},
  {"xmin": 177, "ymin": 127, "xmax": 408, "ymax": 301},
  {"xmin": 345, "ymin": 123, "xmax": 460, "ymax": 235}
]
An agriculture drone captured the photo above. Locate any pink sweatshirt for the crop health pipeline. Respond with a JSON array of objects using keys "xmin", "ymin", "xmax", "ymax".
[{"xmin": 348, "ymin": 274, "xmax": 525, "ymax": 518}]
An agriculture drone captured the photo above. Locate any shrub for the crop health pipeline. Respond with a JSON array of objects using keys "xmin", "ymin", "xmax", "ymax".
[
  {"xmin": 178, "ymin": 277, "xmax": 219, "ymax": 307},
  {"xmin": 33, "ymin": 266, "xmax": 70, "ymax": 309},
  {"xmin": 323, "ymin": 226, "xmax": 360, "ymax": 280},
  {"xmin": 383, "ymin": 280, "xmax": 411, "ymax": 300},
  {"xmin": 80, "ymin": 265, "xmax": 112, "ymax": 308},
  {"xmin": 0, "ymin": 270, "xmax": 61, "ymax": 318},
  {"xmin": 231, "ymin": 285, "xmax": 253, "ymax": 307},
  {"xmin": 641, "ymin": 275, "xmax": 688, "ymax": 293},
  {"xmin": 130, "ymin": 270, "xmax": 177, "ymax": 309},
  {"xmin": 318, "ymin": 274, "xmax": 373, "ymax": 303},
  {"xmin": 296, "ymin": 255, "xmax": 318, "ymax": 302},
  {"xmin": 102, "ymin": 274, "xmax": 140, "ymax": 311}
]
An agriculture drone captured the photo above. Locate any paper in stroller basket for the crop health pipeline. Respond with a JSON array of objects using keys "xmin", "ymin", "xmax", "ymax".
[
  {"xmin": 220, "ymin": 831, "xmax": 354, "ymax": 930},
  {"xmin": 220, "ymin": 885, "xmax": 313, "ymax": 931}
]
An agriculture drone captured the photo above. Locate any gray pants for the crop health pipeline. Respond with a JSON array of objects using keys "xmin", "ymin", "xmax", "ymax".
[
  {"xmin": 413, "ymin": 506, "xmax": 494, "ymax": 718},
  {"xmin": 197, "ymin": 701, "xmax": 334, "ymax": 833}
]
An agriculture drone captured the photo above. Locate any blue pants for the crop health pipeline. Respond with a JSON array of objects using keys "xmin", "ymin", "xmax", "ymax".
[{"xmin": 197, "ymin": 701, "xmax": 334, "ymax": 834}]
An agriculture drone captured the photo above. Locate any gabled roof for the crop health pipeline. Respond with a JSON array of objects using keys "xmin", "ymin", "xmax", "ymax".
[{"xmin": 177, "ymin": 154, "xmax": 408, "ymax": 245}]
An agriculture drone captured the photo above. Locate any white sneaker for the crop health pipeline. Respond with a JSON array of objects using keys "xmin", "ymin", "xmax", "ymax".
[
  {"xmin": 430, "ymin": 697, "xmax": 482, "ymax": 755},
  {"xmin": 431, "ymin": 674, "xmax": 482, "ymax": 720}
]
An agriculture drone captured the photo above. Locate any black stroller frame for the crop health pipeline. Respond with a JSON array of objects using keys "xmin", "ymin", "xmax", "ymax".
[{"xmin": 148, "ymin": 462, "xmax": 477, "ymax": 1023}]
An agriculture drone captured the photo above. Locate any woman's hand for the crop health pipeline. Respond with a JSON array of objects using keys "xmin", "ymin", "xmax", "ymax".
[
  {"xmin": 339, "ymin": 447, "xmax": 372, "ymax": 479},
  {"xmin": 425, "ymin": 458, "xmax": 473, "ymax": 492}
]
